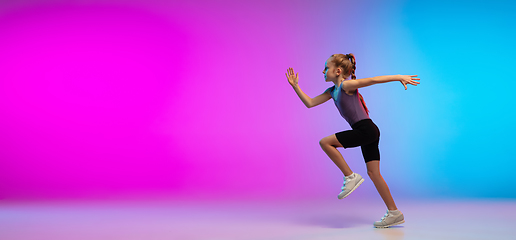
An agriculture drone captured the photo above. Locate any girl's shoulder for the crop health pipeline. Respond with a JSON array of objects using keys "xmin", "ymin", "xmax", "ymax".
[
  {"xmin": 340, "ymin": 81, "xmax": 357, "ymax": 96},
  {"xmin": 324, "ymin": 85, "xmax": 336, "ymax": 93}
]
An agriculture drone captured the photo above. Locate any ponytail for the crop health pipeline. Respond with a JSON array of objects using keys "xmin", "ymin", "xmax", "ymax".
[{"xmin": 346, "ymin": 53, "xmax": 369, "ymax": 114}]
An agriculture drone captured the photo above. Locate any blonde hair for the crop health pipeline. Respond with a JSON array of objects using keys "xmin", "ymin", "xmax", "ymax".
[{"xmin": 330, "ymin": 53, "xmax": 369, "ymax": 114}]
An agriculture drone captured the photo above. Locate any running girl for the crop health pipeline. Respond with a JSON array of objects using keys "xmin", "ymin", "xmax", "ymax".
[{"xmin": 286, "ymin": 53, "xmax": 420, "ymax": 228}]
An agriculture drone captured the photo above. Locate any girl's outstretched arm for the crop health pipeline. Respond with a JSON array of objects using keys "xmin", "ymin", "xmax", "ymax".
[
  {"xmin": 286, "ymin": 67, "xmax": 331, "ymax": 108},
  {"xmin": 342, "ymin": 75, "xmax": 420, "ymax": 92}
]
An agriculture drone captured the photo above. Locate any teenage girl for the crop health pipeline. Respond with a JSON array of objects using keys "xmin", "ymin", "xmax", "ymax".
[{"xmin": 286, "ymin": 53, "xmax": 420, "ymax": 228}]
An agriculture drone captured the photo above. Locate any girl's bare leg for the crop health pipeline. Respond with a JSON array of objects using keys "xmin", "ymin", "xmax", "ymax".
[
  {"xmin": 366, "ymin": 160, "xmax": 397, "ymax": 210},
  {"xmin": 319, "ymin": 134, "xmax": 353, "ymax": 176}
]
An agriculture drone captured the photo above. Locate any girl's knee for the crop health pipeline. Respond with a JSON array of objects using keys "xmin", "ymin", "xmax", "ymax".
[
  {"xmin": 367, "ymin": 169, "xmax": 381, "ymax": 178},
  {"xmin": 319, "ymin": 138, "xmax": 327, "ymax": 147},
  {"xmin": 320, "ymin": 135, "xmax": 341, "ymax": 148}
]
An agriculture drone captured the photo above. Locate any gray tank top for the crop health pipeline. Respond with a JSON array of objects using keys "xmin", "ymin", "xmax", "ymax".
[{"xmin": 325, "ymin": 81, "xmax": 370, "ymax": 126}]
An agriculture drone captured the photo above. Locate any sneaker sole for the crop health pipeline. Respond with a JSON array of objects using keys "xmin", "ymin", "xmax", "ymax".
[
  {"xmin": 374, "ymin": 219, "xmax": 405, "ymax": 228},
  {"xmin": 338, "ymin": 178, "xmax": 364, "ymax": 199}
]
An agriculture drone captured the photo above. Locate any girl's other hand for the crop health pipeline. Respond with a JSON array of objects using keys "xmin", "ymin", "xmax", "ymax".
[
  {"xmin": 400, "ymin": 75, "xmax": 420, "ymax": 90},
  {"xmin": 286, "ymin": 67, "xmax": 299, "ymax": 87}
]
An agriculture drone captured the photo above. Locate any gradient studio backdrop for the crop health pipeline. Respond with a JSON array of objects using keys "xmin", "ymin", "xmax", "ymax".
[{"xmin": 0, "ymin": 0, "xmax": 515, "ymax": 201}]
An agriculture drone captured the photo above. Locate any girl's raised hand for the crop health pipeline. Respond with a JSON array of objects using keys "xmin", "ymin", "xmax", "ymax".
[
  {"xmin": 400, "ymin": 75, "xmax": 420, "ymax": 90},
  {"xmin": 285, "ymin": 67, "xmax": 299, "ymax": 87}
]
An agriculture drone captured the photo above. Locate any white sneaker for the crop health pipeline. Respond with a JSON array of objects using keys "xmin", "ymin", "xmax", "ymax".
[
  {"xmin": 337, "ymin": 173, "xmax": 364, "ymax": 199},
  {"xmin": 374, "ymin": 210, "xmax": 405, "ymax": 228}
]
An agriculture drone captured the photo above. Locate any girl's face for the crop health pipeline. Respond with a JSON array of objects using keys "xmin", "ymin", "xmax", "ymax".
[{"xmin": 323, "ymin": 58, "xmax": 341, "ymax": 82}]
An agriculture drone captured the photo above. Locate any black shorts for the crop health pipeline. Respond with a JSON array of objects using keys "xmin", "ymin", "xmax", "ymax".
[{"xmin": 335, "ymin": 119, "xmax": 380, "ymax": 162}]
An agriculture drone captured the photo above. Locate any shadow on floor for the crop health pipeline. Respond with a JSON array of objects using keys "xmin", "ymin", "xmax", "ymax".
[{"xmin": 294, "ymin": 213, "xmax": 372, "ymax": 228}]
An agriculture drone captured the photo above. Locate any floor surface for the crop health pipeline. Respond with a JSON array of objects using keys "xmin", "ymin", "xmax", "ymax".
[{"xmin": 1, "ymin": 198, "xmax": 515, "ymax": 240}]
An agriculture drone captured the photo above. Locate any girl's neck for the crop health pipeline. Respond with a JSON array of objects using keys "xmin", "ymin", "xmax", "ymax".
[{"xmin": 332, "ymin": 76, "xmax": 348, "ymax": 87}]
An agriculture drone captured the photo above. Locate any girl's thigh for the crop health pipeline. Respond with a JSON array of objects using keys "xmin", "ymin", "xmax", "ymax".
[
  {"xmin": 335, "ymin": 129, "xmax": 368, "ymax": 148},
  {"xmin": 361, "ymin": 140, "xmax": 380, "ymax": 162}
]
